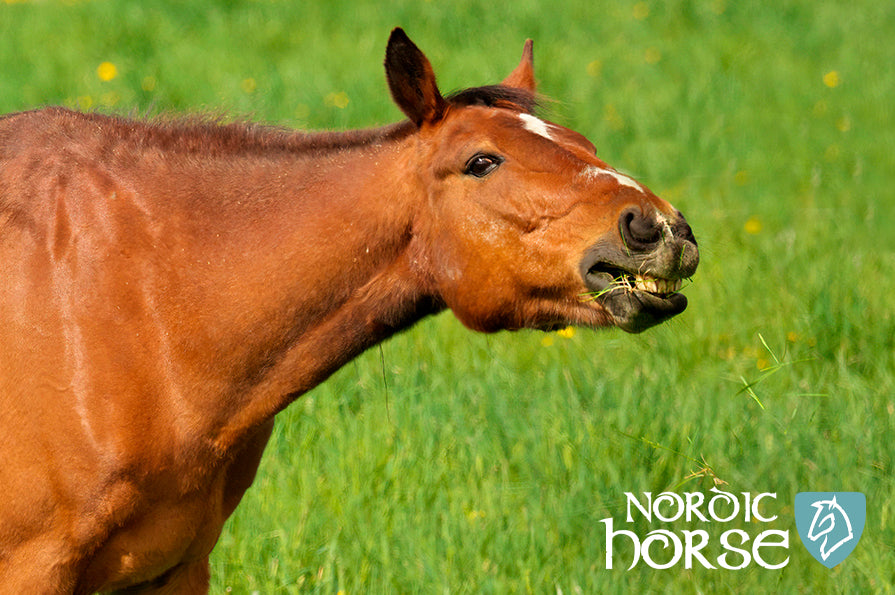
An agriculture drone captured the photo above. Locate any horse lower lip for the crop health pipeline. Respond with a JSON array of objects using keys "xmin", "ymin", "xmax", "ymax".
[{"xmin": 596, "ymin": 289, "xmax": 688, "ymax": 333}]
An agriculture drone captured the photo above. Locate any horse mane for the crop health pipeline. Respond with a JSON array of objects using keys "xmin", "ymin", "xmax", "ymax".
[
  {"xmin": 18, "ymin": 84, "xmax": 537, "ymax": 160},
  {"xmin": 125, "ymin": 84, "xmax": 537, "ymax": 156},
  {"xmin": 85, "ymin": 111, "xmax": 419, "ymax": 157}
]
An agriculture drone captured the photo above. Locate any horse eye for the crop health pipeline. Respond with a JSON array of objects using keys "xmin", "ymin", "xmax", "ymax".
[{"xmin": 464, "ymin": 154, "xmax": 502, "ymax": 178}]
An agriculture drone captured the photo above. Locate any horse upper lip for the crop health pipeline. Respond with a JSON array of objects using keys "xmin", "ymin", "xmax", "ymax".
[{"xmin": 581, "ymin": 228, "xmax": 698, "ymax": 299}]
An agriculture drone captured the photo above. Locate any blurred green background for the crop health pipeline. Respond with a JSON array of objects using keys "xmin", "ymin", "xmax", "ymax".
[{"xmin": 2, "ymin": 0, "xmax": 893, "ymax": 592}]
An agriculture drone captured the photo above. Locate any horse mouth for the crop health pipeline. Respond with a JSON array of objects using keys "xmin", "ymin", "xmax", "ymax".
[{"xmin": 584, "ymin": 264, "xmax": 688, "ymax": 333}]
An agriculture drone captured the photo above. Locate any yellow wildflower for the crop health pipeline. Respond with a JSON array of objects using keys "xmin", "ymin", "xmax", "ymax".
[
  {"xmin": 241, "ymin": 78, "xmax": 257, "ymax": 93},
  {"xmin": 823, "ymin": 71, "xmax": 840, "ymax": 88},
  {"xmin": 97, "ymin": 61, "xmax": 118, "ymax": 82},
  {"xmin": 325, "ymin": 91, "xmax": 350, "ymax": 109},
  {"xmin": 586, "ymin": 59, "xmax": 603, "ymax": 78},
  {"xmin": 744, "ymin": 217, "xmax": 762, "ymax": 235},
  {"xmin": 557, "ymin": 326, "xmax": 576, "ymax": 339}
]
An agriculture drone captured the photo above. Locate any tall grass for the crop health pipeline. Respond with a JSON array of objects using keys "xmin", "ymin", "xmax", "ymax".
[{"xmin": 2, "ymin": 0, "xmax": 893, "ymax": 592}]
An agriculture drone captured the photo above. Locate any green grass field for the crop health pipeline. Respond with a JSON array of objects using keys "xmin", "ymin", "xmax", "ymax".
[{"xmin": 3, "ymin": 0, "xmax": 894, "ymax": 592}]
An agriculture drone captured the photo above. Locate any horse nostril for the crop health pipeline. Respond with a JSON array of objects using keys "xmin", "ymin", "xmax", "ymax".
[
  {"xmin": 619, "ymin": 208, "xmax": 662, "ymax": 249},
  {"xmin": 674, "ymin": 215, "xmax": 698, "ymax": 246}
]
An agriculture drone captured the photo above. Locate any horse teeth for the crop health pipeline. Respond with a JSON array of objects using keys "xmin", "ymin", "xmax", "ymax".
[
  {"xmin": 634, "ymin": 276, "xmax": 656, "ymax": 293},
  {"xmin": 634, "ymin": 275, "xmax": 681, "ymax": 294}
]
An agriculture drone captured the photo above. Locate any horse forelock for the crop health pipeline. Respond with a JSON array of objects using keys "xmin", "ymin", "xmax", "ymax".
[{"xmin": 446, "ymin": 85, "xmax": 538, "ymax": 114}]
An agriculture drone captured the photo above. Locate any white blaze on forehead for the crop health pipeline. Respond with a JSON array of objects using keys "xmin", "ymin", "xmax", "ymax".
[
  {"xmin": 516, "ymin": 116, "xmax": 646, "ymax": 194},
  {"xmin": 518, "ymin": 113, "xmax": 554, "ymax": 140},
  {"xmin": 581, "ymin": 165, "xmax": 644, "ymax": 193}
]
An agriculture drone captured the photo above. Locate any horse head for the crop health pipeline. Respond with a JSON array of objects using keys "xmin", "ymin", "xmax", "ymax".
[{"xmin": 385, "ymin": 28, "xmax": 699, "ymax": 334}]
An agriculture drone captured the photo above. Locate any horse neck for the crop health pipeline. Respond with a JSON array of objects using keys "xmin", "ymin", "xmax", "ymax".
[{"xmin": 159, "ymin": 129, "xmax": 440, "ymax": 449}]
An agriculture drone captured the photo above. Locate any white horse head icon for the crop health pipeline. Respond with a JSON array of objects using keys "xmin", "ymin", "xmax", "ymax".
[{"xmin": 806, "ymin": 495, "xmax": 855, "ymax": 561}]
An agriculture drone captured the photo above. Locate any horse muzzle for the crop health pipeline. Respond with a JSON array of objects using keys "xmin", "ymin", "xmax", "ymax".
[{"xmin": 580, "ymin": 208, "xmax": 699, "ymax": 333}]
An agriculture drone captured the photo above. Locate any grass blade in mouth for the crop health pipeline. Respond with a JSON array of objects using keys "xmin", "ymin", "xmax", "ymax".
[
  {"xmin": 582, "ymin": 274, "xmax": 690, "ymax": 302},
  {"xmin": 581, "ymin": 274, "xmax": 636, "ymax": 302}
]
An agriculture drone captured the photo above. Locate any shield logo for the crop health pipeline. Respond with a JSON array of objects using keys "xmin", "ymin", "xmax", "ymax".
[{"xmin": 795, "ymin": 492, "xmax": 866, "ymax": 568}]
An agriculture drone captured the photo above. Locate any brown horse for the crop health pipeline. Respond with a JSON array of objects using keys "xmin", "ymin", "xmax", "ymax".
[{"xmin": 0, "ymin": 29, "xmax": 697, "ymax": 593}]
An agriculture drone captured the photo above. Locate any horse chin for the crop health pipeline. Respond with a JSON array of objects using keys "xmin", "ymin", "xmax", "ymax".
[{"xmin": 600, "ymin": 290, "xmax": 688, "ymax": 333}]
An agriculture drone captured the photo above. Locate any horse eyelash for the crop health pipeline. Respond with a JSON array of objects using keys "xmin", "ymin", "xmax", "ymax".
[{"xmin": 464, "ymin": 154, "xmax": 503, "ymax": 177}]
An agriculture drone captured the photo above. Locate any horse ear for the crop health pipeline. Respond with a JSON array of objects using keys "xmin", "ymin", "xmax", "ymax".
[
  {"xmin": 384, "ymin": 28, "xmax": 447, "ymax": 127},
  {"xmin": 501, "ymin": 39, "xmax": 536, "ymax": 93}
]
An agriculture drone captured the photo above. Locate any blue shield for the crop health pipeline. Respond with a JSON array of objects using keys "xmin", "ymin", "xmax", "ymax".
[{"xmin": 795, "ymin": 492, "xmax": 866, "ymax": 568}]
